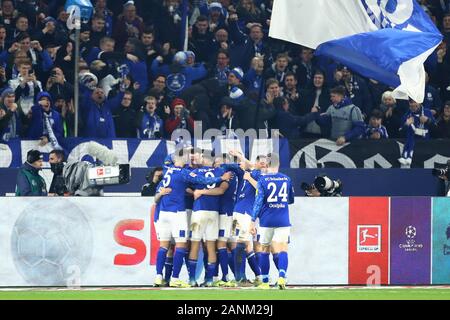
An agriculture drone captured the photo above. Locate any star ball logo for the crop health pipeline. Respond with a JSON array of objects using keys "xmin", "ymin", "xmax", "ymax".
[
  {"xmin": 357, "ymin": 225, "xmax": 381, "ymax": 253},
  {"xmin": 399, "ymin": 225, "xmax": 423, "ymax": 252},
  {"xmin": 405, "ymin": 225, "xmax": 416, "ymax": 239}
]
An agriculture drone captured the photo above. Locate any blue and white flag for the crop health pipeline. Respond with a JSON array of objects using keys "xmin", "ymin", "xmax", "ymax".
[{"xmin": 269, "ymin": 0, "xmax": 443, "ymax": 103}]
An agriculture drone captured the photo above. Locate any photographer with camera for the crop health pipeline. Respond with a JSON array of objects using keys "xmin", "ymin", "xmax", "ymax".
[
  {"xmin": 301, "ymin": 175, "xmax": 343, "ymax": 197},
  {"xmin": 48, "ymin": 149, "xmax": 67, "ymax": 196},
  {"xmin": 141, "ymin": 167, "xmax": 163, "ymax": 197},
  {"xmin": 432, "ymin": 160, "xmax": 450, "ymax": 197}
]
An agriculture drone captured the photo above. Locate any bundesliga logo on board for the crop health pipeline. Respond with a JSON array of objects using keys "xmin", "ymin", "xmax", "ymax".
[{"xmin": 357, "ymin": 225, "xmax": 381, "ymax": 253}]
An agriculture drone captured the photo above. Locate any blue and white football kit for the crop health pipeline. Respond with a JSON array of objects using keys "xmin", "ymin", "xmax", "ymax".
[
  {"xmin": 190, "ymin": 166, "xmax": 225, "ymax": 241},
  {"xmin": 252, "ymin": 172, "xmax": 295, "ymax": 284}
]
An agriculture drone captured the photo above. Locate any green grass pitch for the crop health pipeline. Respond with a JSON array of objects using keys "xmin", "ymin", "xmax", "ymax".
[{"xmin": 1, "ymin": 287, "xmax": 450, "ymax": 300}]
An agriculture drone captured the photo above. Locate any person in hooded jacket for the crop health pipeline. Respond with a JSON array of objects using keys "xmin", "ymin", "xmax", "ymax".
[
  {"xmin": 27, "ymin": 91, "xmax": 63, "ymax": 146},
  {"xmin": 151, "ymin": 51, "xmax": 207, "ymax": 99},
  {"xmin": 79, "ymin": 85, "xmax": 125, "ymax": 138}
]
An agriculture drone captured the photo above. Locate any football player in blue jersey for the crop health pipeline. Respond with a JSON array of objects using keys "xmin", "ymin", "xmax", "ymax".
[
  {"xmin": 252, "ymin": 153, "xmax": 295, "ymax": 290},
  {"xmin": 154, "ymin": 149, "xmax": 232, "ymax": 288},
  {"xmin": 192, "ymin": 153, "xmax": 239, "ymax": 287},
  {"xmin": 221, "ymin": 150, "xmax": 267, "ymax": 286},
  {"xmin": 186, "ymin": 152, "xmax": 226, "ymax": 287},
  {"xmin": 153, "ymin": 181, "xmax": 173, "ymax": 287}
]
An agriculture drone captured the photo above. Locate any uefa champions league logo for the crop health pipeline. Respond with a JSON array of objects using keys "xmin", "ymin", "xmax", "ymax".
[
  {"xmin": 405, "ymin": 225, "xmax": 416, "ymax": 239},
  {"xmin": 400, "ymin": 225, "xmax": 423, "ymax": 252},
  {"xmin": 361, "ymin": 0, "xmax": 414, "ymax": 29}
]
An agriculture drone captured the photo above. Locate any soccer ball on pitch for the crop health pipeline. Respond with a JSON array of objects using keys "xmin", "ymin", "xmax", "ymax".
[{"xmin": 11, "ymin": 199, "xmax": 93, "ymax": 286}]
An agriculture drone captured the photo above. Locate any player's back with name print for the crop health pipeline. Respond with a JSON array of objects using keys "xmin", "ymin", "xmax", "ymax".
[
  {"xmin": 258, "ymin": 172, "xmax": 293, "ymax": 228},
  {"xmin": 260, "ymin": 173, "xmax": 292, "ymax": 208},
  {"xmin": 160, "ymin": 166, "xmax": 186, "ymax": 213}
]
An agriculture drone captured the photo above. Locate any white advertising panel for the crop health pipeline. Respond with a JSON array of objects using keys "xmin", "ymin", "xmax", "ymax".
[{"xmin": 0, "ymin": 197, "xmax": 349, "ymax": 286}]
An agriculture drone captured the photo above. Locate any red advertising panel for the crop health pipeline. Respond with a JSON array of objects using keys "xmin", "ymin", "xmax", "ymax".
[
  {"xmin": 150, "ymin": 204, "xmax": 159, "ymax": 265},
  {"xmin": 349, "ymin": 197, "xmax": 390, "ymax": 285}
]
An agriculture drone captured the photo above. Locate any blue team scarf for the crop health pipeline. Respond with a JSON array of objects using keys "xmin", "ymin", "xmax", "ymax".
[{"xmin": 334, "ymin": 97, "xmax": 353, "ymax": 109}]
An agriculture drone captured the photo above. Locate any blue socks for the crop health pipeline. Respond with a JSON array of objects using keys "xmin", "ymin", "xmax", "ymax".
[
  {"xmin": 172, "ymin": 247, "xmax": 187, "ymax": 279},
  {"xmin": 205, "ymin": 262, "xmax": 217, "ymax": 283},
  {"xmin": 272, "ymin": 253, "xmax": 280, "ymax": 270},
  {"xmin": 156, "ymin": 247, "xmax": 168, "ymax": 275},
  {"xmin": 164, "ymin": 256, "xmax": 173, "ymax": 282},
  {"xmin": 247, "ymin": 251, "xmax": 261, "ymax": 276},
  {"xmin": 218, "ymin": 248, "xmax": 229, "ymax": 281},
  {"xmin": 188, "ymin": 259, "xmax": 197, "ymax": 283},
  {"xmin": 278, "ymin": 251, "xmax": 288, "ymax": 278},
  {"xmin": 259, "ymin": 252, "xmax": 270, "ymax": 283}
]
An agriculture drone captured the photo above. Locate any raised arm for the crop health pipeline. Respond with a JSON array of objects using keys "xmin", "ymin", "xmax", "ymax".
[
  {"xmin": 251, "ymin": 180, "xmax": 265, "ymax": 222},
  {"xmin": 243, "ymin": 171, "xmax": 257, "ymax": 189}
]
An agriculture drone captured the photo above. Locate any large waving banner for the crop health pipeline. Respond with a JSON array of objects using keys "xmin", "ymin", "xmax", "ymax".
[{"xmin": 270, "ymin": 0, "xmax": 442, "ymax": 103}]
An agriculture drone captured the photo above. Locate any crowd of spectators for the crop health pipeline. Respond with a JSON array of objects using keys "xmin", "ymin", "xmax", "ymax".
[{"xmin": 0, "ymin": 0, "xmax": 450, "ymax": 148}]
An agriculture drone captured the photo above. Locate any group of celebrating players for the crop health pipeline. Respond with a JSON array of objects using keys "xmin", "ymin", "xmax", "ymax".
[{"xmin": 153, "ymin": 146, "xmax": 294, "ymax": 290}]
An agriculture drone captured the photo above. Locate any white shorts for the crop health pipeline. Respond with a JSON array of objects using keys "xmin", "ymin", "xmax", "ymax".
[
  {"xmin": 218, "ymin": 215, "xmax": 233, "ymax": 242},
  {"xmin": 232, "ymin": 212, "xmax": 253, "ymax": 242},
  {"xmin": 186, "ymin": 209, "xmax": 192, "ymax": 240},
  {"xmin": 190, "ymin": 210, "xmax": 219, "ymax": 241},
  {"xmin": 157, "ymin": 211, "xmax": 188, "ymax": 242},
  {"xmin": 258, "ymin": 227, "xmax": 291, "ymax": 245}
]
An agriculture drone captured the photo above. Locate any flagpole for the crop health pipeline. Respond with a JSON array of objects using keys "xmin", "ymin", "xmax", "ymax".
[
  {"xmin": 181, "ymin": 0, "xmax": 189, "ymax": 51},
  {"xmin": 74, "ymin": 27, "xmax": 80, "ymax": 137}
]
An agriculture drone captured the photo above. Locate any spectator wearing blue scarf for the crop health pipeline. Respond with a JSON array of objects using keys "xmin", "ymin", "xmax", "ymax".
[{"xmin": 399, "ymin": 99, "xmax": 436, "ymax": 166}]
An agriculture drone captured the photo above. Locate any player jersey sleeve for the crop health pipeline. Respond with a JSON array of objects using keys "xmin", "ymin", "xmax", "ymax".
[
  {"xmin": 251, "ymin": 180, "xmax": 265, "ymax": 222},
  {"xmin": 182, "ymin": 168, "xmax": 222, "ymax": 185},
  {"xmin": 288, "ymin": 179, "xmax": 295, "ymax": 204},
  {"xmin": 221, "ymin": 163, "xmax": 243, "ymax": 176}
]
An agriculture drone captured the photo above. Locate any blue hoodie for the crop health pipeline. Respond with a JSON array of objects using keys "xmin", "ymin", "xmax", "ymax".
[
  {"xmin": 27, "ymin": 92, "xmax": 63, "ymax": 141},
  {"xmin": 80, "ymin": 90, "xmax": 124, "ymax": 138}
]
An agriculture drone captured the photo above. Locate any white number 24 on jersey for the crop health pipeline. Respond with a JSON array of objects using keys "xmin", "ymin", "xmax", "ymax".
[{"xmin": 267, "ymin": 182, "xmax": 288, "ymax": 203}]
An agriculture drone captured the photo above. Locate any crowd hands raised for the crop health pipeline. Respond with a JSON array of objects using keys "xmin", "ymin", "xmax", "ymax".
[{"xmin": 0, "ymin": 0, "xmax": 449, "ymax": 149}]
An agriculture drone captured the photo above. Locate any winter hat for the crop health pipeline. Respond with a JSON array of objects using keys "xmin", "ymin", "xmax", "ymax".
[
  {"xmin": 173, "ymin": 51, "xmax": 188, "ymax": 66},
  {"xmin": 27, "ymin": 150, "xmax": 43, "ymax": 164},
  {"xmin": 209, "ymin": 2, "xmax": 222, "ymax": 12},
  {"xmin": 220, "ymin": 96, "xmax": 235, "ymax": 108},
  {"xmin": 185, "ymin": 51, "xmax": 195, "ymax": 61},
  {"xmin": 1, "ymin": 88, "xmax": 15, "ymax": 101},
  {"xmin": 229, "ymin": 67, "xmax": 244, "ymax": 81},
  {"xmin": 123, "ymin": 0, "xmax": 135, "ymax": 7},
  {"xmin": 229, "ymin": 86, "xmax": 244, "ymax": 102},
  {"xmin": 43, "ymin": 16, "xmax": 57, "ymax": 24},
  {"xmin": 171, "ymin": 98, "xmax": 186, "ymax": 109}
]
